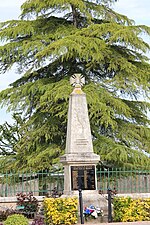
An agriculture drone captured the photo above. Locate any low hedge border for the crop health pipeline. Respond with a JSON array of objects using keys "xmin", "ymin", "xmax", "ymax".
[{"xmin": 113, "ymin": 197, "xmax": 150, "ymax": 222}]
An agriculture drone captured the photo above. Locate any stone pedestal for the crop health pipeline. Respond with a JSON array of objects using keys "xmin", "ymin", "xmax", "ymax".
[{"xmin": 61, "ymin": 155, "xmax": 99, "ymax": 195}]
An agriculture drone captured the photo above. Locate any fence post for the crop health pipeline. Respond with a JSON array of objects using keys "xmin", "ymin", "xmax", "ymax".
[
  {"xmin": 108, "ymin": 188, "xmax": 112, "ymax": 223},
  {"xmin": 79, "ymin": 189, "xmax": 84, "ymax": 224}
]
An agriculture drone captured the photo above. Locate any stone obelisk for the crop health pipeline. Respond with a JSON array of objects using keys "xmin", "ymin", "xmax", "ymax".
[
  {"xmin": 60, "ymin": 74, "xmax": 108, "ymax": 221},
  {"xmin": 60, "ymin": 74, "xmax": 100, "ymax": 195}
]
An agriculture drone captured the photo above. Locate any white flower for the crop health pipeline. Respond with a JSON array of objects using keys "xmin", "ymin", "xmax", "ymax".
[
  {"xmin": 91, "ymin": 210, "xmax": 98, "ymax": 218},
  {"xmin": 96, "ymin": 207, "xmax": 101, "ymax": 213}
]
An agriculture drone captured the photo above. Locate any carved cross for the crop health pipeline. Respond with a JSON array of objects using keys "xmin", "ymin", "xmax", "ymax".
[{"xmin": 70, "ymin": 74, "xmax": 85, "ymax": 88}]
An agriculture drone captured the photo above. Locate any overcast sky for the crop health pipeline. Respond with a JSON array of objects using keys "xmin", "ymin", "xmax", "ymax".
[{"xmin": 0, "ymin": 0, "xmax": 150, "ymax": 124}]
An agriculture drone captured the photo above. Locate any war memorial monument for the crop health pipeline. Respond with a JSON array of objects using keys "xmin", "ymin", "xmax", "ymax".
[{"xmin": 60, "ymin": 74, "xmax": 107, "ymax": 218}]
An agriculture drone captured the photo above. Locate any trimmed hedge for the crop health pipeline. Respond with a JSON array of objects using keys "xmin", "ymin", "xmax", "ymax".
[
  {"xmin": 44, "ymin": 197, "xmax": 78, "ymax": 225},
  {"xmin": 113, "ymin": 197, "xmax": 150, "ymax": 222}
]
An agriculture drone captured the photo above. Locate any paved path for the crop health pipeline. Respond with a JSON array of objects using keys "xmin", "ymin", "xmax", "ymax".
[
  {"xmin": 77, "ymin": 222, "xmax": 150, "ymax": 225},
  {"xmin": 100, "ymin": 222, "xmax": 150, "ymax": 225},
  {"xmin": 29, "ymin": 221, "xmax": 150, "ymax": 225},
  {"xmin": 29, "ymin": 219, "xmax": 150, "ymax": 225}
]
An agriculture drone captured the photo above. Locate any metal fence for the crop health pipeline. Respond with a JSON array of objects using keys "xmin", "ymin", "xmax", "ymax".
[
  {"xmin": 0, "ymin": 168, "xmax": 150, "ymax": 197},
  {"xmin": 0, "ymin": 170, "xmax": 64, "ymax": 197},
  {"xmin": 97, "ymin": 168, "xmax": 150, "ymax": 194}
]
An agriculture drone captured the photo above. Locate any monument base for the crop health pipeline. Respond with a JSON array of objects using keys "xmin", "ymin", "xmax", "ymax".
[{"xmin": 61, "ymin": 190, "xmax": 108, "ymax": 223}]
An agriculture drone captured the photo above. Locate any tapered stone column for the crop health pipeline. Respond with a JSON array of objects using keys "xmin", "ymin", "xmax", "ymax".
[
  {"xmin": 60, "ymin": 74, "xmax": 108, "ymax": 222},
  {"xmin": 60, "ymin": 74, "xmax": 100, "ymax": 194}
]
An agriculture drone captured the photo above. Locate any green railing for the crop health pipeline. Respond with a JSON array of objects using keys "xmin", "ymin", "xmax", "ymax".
[
  {"xmin": 0, "ymin": 168, "xmax": 150, "ymax": 197},
  {"xmin": 0, "ymin": 170, "xmax": 64, "ymax": 197},
  {"xmin": 97, "ymin": 168, "xmax": 150, "ymax": 194}
]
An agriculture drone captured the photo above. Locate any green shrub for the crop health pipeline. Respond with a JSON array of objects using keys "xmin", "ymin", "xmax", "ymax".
[
  {"xmin": 113, "ymin": 197, "xmax": 150, "ymax": 222},
  {"xmin": 4, "ymin": 214, "xmax": 28, "ymax": 225},
  {"xmin": 0, "ymin": 209, "xmax": 18, "ymax": 222},
  {"xmin": 44, "ymin": 197, "xmax": 78, "ymax": 225}
]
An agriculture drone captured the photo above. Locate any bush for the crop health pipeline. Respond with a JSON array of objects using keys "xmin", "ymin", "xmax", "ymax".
[
  {"xmin": 4, "ymin": 214, "xmax": 28, "ymax": 225},
  {"xmin": 44, "ymin": 197, "xmax": 78, "ymax": 225},
  {"xmin": 113, "ymin": 197, "xmax": 150, "ymax": 222},
  {"xmin": 16, "ymin": 192, "xmax": 39, "ymax": 218},
  {"xmin": 0, "ymin": 209, "xmax": 18, "ymax": 222}
]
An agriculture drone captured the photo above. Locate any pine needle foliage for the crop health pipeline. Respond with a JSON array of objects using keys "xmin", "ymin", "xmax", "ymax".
[{"xmin": 0, "ymin": 0, "xmax": 150, "ymax": 171}]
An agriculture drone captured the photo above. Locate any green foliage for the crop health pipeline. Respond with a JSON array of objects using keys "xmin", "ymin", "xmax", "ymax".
[
  {"xmin": 113, "ymin": 197, "xmax": 150, "ymax": 222},
  {"xmin": 0, "ymin": 209, "xmax": 17, "ymax": 222},
  {"xmin": 0, "ymin": 113, "xmax": 24, "ymax": 156},
  {"xmin": 0, "ymin": 0, "xmax": 150, "ymax": 171},
  {"xmin": 43, "ymin": 197, "xmax": 78, "ymax": 225},
  {"xmin": 4, "ymin": 214, "xmax": 28, "ymax": 225},
  {"xmin": 16, "ymin": 192, "xmax": 39, "ymax": 216}
]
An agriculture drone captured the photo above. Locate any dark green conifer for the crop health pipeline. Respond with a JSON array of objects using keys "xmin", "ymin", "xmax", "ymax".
[{"xmin": 0, "ymin": 0, "xmax": 150, "ymax": 171}]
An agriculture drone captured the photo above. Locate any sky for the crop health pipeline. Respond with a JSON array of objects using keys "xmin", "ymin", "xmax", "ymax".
[{"xmin": 0, "ymin": 0, "xmax": 150, "ymax": 124}]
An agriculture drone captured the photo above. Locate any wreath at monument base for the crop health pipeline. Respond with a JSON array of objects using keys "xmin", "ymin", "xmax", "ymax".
[{"xmin": 83, "ymin": 205, "xmax": 104, "ymax": 220}]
